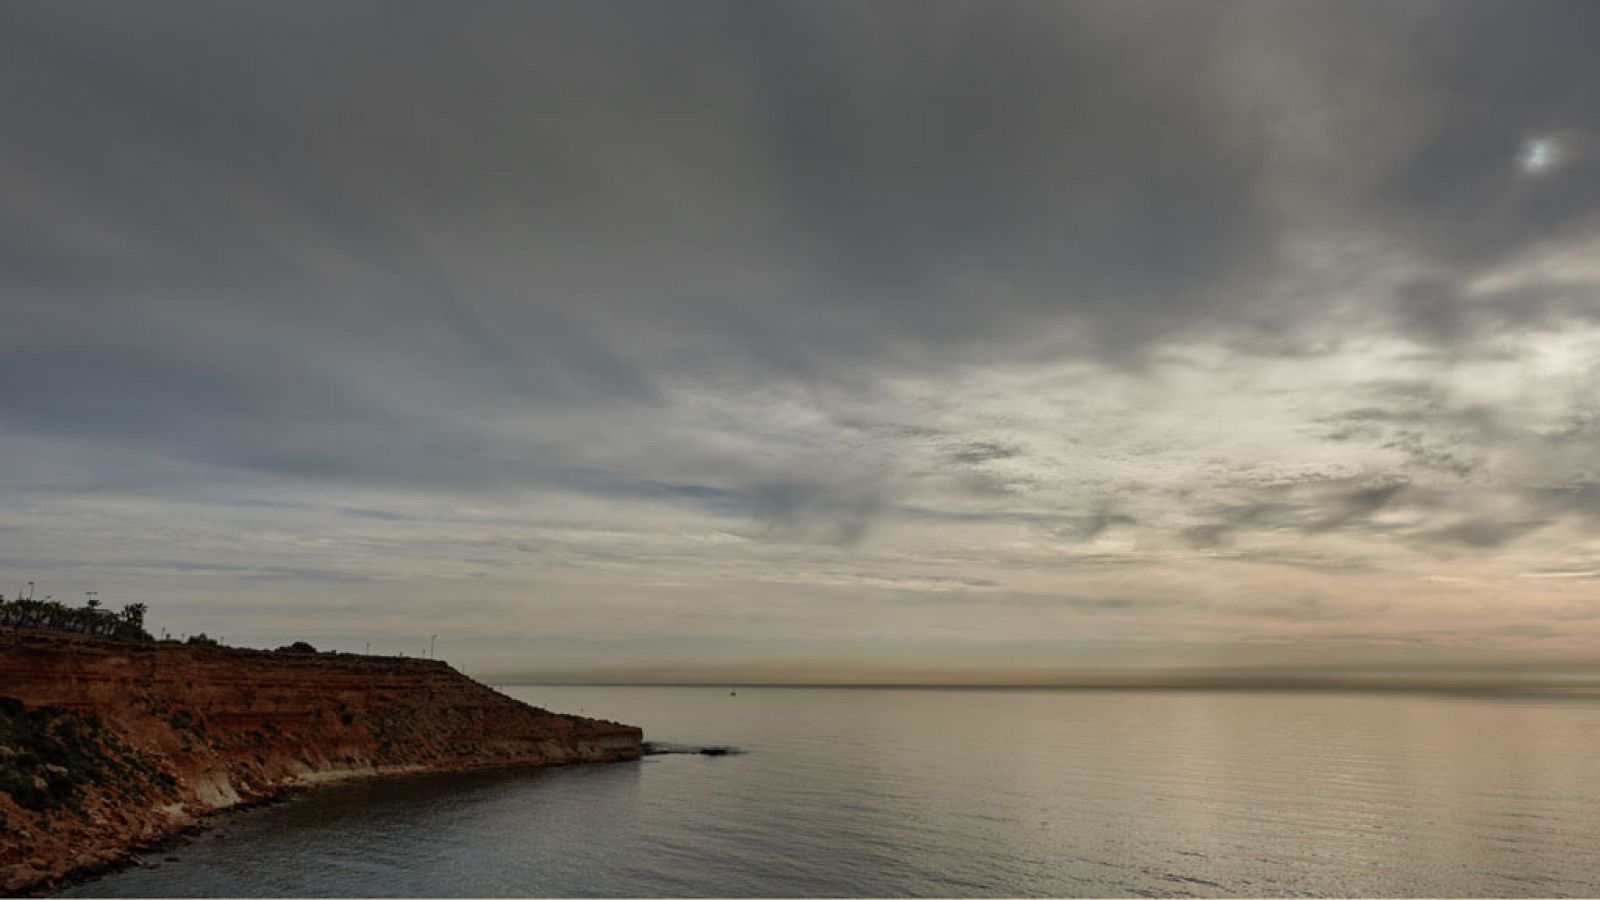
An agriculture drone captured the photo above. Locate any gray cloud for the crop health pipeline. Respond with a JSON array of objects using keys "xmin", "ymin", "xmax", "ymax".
[
  {"xmin": 1309, "ymin": 481, "xmax": 1410, "ymax": 533},
  {"xmin": 1392, "ymin": 278, "xmax": 1600, "ymax": 350},
  {"xmin": 949, "ymin": 442, "xmax": 1023, "ymax": 466},
  {"xmin": 6, "ymin": 1, "xmax": 1600, "ymax": 675},
  {"xmin": 743, "ymin": 480, "xmax": 888, "ymax": 547},
  {"xmin": 1054, "ymin": 506, "xmax": 1138, "ymax": 544},
  {"xmin": 1182, "ymin": 503, "xmax": 1287, "ymax": 548},
  {"xmin": 3, "ymin": 1, "xmax": 1597, "ymax": 478},
  {"xmin": 1418, "ymin": 518, "xmax": 1550, "ymax": 549}
]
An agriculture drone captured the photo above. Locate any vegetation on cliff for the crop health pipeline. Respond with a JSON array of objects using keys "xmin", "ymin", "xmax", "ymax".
[
  {"xmin": 0, "ymin": 694, "xmax": 188, "ymax": 894},
  {"xmin": 0, "ymin": 593, "xmax": 150, "ymax": 642},
  {"xmin": 0, "ymin": 697, "xmax": 173, "ymax": 814}
]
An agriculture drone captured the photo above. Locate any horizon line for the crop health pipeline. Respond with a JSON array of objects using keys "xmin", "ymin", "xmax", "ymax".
[{"xmin": 490, "ymin": 678, "xmax": 1600, "ymax": 693}]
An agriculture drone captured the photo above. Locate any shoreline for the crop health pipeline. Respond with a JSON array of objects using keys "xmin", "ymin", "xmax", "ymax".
[
  {"xmin": 33, "ymin": 753, "xmax": 644, "ymax": 898},
  {"xmin": 0, "ymin": 630, "xmax": 644, "ymax": 896}
]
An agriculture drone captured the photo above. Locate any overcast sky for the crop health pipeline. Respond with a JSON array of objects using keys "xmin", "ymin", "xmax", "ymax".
[{"xmin": 4, "ymin": 0, "xmax": 1600, "ymax": 682}]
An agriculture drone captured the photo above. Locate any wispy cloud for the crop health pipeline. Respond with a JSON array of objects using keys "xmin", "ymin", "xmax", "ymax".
[{"xmin": 5, "ymin": 0, "xmax": 1600, "ymax": 678}]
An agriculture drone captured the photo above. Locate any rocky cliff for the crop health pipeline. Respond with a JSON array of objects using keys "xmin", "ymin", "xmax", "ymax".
[{"xmin": 0, "ymin": 629, "xmax": 642, "ymax": 895}]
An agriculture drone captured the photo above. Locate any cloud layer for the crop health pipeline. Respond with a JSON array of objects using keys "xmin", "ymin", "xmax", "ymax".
[{"xmin": 4, "ymin": 0, "xmax": 1600, "ymax": 679}]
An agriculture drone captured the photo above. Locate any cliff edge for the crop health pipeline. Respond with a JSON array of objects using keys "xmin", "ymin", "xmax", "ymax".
[{"xmin": 0, "ymin": 629, "xmax": 642, "ymax": 895}]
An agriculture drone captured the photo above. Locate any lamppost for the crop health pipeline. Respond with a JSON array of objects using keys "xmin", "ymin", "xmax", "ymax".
[{"xmin": 429, "ymin": 634, "xmax": 437, "ymax": 660}]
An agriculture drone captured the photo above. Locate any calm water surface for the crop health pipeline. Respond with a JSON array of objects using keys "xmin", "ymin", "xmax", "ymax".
[{"xmin": 65, "ymin": 686, "xmax": 1600, "ymax": 897}]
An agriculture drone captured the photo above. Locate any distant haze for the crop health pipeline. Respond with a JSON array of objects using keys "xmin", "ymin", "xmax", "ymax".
[{"xmin": 5, "ymin": 1, "xmax": 1600, "ymax": 684}]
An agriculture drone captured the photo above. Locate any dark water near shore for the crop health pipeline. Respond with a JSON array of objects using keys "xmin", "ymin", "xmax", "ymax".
[{"xmin": 64, "ymin": 685, "xmax": 1600, "ymax": 897}]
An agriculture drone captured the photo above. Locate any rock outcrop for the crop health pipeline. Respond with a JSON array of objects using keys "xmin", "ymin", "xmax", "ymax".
[{"xmin": 0, "ymin": 629, "xmax": 642, "ymax": 895}]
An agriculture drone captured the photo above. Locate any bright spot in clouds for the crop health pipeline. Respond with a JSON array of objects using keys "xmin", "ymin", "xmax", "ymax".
[{"xmin": 1519, "ymin": 136, "xmax": 1559, "ymax": 173}]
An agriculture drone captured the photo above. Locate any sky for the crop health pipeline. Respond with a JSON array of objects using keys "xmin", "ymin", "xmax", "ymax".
[{"xmin": 4, "ymin": 0, "xmax": 1600, "ymax": 683}]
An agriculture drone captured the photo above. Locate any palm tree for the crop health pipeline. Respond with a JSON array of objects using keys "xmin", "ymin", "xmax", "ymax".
[{"xmin": 121, "ymin": 602, "xmax": 147, "ymax": 630}]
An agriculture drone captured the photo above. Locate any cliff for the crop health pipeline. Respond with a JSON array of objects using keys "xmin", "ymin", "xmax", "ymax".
[{"xmin": 0, "ymin": 629, "xmax": 642, "ymax": 895}]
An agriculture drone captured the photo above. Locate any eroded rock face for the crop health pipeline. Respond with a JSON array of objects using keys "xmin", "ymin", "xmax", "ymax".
[{"xmin": 0, "ymin": 630, "xmax": 642, "ymax": 895}]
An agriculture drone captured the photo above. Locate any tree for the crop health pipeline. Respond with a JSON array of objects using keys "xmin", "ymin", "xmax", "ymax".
[
  {"xmin": 0, "ymin": 592, "xmax": 151, "ymax": 641},
  {"xmin": 276, "ymin": 641, "xmax": 318, "ymax": 654},
  {"xmin": 120, "ymin": 603, "xmax": 147, "ymax": 631}
]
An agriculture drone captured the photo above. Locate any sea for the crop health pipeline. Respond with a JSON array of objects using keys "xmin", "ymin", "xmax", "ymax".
[{"xmin": 62, "ymin": 685, "xmax": 1600, "ymax": 897}]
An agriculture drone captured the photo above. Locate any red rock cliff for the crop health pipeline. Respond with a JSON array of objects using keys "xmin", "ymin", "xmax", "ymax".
[{"xmin": 0, "ymin": 629, "xmax": 641, "ymax": 895}]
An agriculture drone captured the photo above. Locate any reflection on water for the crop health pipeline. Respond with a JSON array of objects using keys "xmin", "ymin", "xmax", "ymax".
[{"xmin": 66, "ymin": 686, "xmax": 1600, "ymax": 897}]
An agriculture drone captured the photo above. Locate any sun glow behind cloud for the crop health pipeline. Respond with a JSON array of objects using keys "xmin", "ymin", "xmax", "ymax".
[{"xmin": 1520, "ymin": 137, "xmax": 1559, "ymax": 174}]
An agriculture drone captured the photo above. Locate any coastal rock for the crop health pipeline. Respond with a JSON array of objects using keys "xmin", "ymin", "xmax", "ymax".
[
  {"xmin": 3, "ymin": 866, "xmax": 36, "ymax": 894},
  {"xmin": 0, "ymin": 629, "xmax": 643, "ymax": 895}
]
